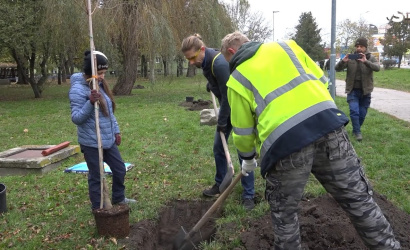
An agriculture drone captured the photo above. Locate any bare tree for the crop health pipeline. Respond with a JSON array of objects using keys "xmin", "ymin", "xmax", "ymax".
[
  {"xmin": 223, "ymin": 0, "xmax": 271, "ymax": 42},
  {"xmin": 336, "ymin": 18, "xmax": 374, "ymax": 55},
  {"xmin": 45, "ymin": 0, "xmax": 88, "ymax": 84},
  {"xmin": 183, "ymin": 0, "xmax": 233, "ymax": 77},
  {"xmin": 101, "ymin": 1, "xmax": 141, "ymax": 95}
]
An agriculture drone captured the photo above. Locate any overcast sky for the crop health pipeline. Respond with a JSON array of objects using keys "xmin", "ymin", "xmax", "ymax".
[{"xmin": 244, "ymin": 0, "xmax": 408, "ymax": 42}]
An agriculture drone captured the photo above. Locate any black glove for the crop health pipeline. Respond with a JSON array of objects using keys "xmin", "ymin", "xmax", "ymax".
[
  {"xmin": 89, "ymin": 89, "xmax": 100, "ymax": 104},
  {"xmin": 206, "ymin": 82, "xmax": 211, "ymax": 92},
  {"xmin": 217, "ymin": 124, "xmax": 227, "ymax": 133}
]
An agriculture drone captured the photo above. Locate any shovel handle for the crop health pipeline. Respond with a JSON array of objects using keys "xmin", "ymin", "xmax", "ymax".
[
  {"xmin": 210, "ymin": 92, "xmax": 234, "ymax": 173},
  {"xmin": 186, "ymin": 173, "xmax": 243, "ymax": 239}
]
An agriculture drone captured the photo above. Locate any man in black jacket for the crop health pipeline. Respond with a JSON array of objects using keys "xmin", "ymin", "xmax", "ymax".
[{"xmin": 181, "ymin": 34, "xmax": 255, "ymax": 210}]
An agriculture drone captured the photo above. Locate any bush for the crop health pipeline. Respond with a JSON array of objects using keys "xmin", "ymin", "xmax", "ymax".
[{"xmin": 382, "ymin": 59, "xmax": 397, "ymax": 69}]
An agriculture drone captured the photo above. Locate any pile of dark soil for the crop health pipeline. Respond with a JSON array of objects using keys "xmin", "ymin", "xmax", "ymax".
[
  {"xmin": 179, "ymin": 99, "xmax": 212, "ymax": 111},
  {"xmin": 238, "ymin": 193, "xmax": 409, "ymax": 249},
  {"xmin": 119, "ymin": 192, "xmax": 409, "ymax": 249}
]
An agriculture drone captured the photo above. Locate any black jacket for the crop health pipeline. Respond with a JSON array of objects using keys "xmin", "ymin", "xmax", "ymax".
[{"xmin": 202, "ymin": 48, "xmax": 231, "ymax": 126}]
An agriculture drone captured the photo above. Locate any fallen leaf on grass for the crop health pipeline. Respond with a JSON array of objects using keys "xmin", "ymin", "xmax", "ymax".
[{"xmin": 110, "ymin": 237, "xmax": 117, "ymax": 245}]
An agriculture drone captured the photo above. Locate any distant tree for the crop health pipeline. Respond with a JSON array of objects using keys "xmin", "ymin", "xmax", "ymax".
[
  {"xmin": 182, "ymin": 0, "xmax": 233, "ymax": 77},
  {"xmin": 224, "ymin": 0, "xmax": 271, "ymax": 42},
  {"xmin": 292, "ymin": 12, "xmax": 325, "ymax": 61},
  {"xmin": 380, "ymin": 19, "xmax": 410, "ymax": 68},
  {"xmin": 336, "ymin": 18, "xmax": 375, "ymax": 55},
  {"xmin": 0, "ymin": 0, "xmax": 51, "ymax": 98},
  {"xmin": 45, "ymin": 0, "xmax": 88, "ymax": 85}
]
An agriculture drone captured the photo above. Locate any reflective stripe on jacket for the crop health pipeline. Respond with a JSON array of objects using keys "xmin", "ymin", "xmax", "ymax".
[{"xmin": 227, "ymin": 40, "xmax": 349, "ymax": 176}]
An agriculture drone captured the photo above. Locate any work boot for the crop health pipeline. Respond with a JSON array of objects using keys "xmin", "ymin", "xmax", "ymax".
[
  {"xmin": 354, "ymin": 132, "xmax": 363, "ymax": 141},
  {"xmin": 243, "ymin": 198, "xmax": 255, "ymax": 210},
  {"xmin": 203, "ymin": 184, "xmax": 220, "ymax": 197}
]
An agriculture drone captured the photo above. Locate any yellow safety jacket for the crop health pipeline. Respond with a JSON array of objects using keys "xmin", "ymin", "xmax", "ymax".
[{"xmin": 227, "ymin": 40, "xmax": 349, "ymax": 177}]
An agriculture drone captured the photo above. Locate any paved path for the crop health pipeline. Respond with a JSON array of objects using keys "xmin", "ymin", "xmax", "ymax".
[{"xmin": 335, "ymin": 79, "xmax": 410, "ymax": 123}]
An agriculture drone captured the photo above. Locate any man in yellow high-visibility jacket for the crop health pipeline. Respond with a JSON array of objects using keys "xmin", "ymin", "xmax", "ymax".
[{"xmin": 221, "ymin": 31, "xmax": 400, "ymax": 250}]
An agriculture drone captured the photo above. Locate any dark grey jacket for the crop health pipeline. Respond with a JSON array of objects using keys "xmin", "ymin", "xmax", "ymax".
[{"xmin": 335, "ymin": 52, "xmax": 380, "ymax": 95}]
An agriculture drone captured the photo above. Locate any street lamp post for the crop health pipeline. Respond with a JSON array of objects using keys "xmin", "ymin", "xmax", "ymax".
[
  {"xmin": 329, "ymin": 0, "xmax": 336, "ymax": 99},
  {"xmin": 273, "ymin": 11, "xmax": 279, "ymax": 41}
]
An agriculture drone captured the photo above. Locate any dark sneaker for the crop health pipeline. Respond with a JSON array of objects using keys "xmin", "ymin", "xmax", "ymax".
[
  {"xmin": 203, "ymin": 184, "xmax": 220, "ymax": 197},
  {"xmin": 354, "ymin": 133, "xmax": 363, "ymax": 141},
  {"xmin": 243, "ymin": 198, "xmax": 255, "ymax": 210},
  {"xmin": 114, "ymin": 197, "xmax": 136, "ymax": 205}
]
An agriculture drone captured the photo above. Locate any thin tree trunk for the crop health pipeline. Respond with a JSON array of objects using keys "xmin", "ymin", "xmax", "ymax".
[
  {"xmin": 57, "ymin": 66, "xmax": 62, "ymax": 85},
  {"xmin": 177, "ymin": 56, "xmax": 183, "ymax": 77},
  {"xmin": 163, "ymin": 58, "xmax": 168, "ymax": 76},
  {"xmin": 186, "ymin": 64, "xmax": 196, "ymax": 77},
  {"xmin": 141, "ymin": 55, "xmax": 148, "ymax": 78},
  {"xmin": 149, "ymin": 50, "xmax": 155, "ymax": 82}
]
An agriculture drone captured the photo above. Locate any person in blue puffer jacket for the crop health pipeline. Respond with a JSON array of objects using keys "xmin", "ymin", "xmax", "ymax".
[{"xmin": 69, "ymin": 50, "xmax": 135, "ymax": 210}]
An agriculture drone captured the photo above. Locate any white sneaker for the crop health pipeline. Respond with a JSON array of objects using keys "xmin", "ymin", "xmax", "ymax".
[{"xmin": 115, "ymin": 197, "xmax": 136, "ymax": 205}]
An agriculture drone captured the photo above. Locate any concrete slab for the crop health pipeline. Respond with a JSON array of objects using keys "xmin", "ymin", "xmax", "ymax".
[{"xmin": 0, "ymin": 145, "xmax": 80, "ymax": 176}]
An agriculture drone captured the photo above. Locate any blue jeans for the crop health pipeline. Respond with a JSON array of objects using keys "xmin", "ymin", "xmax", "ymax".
[
  {"xmin": 347, "ymin": 89, "xmax": 371, "ymax": 134},
  {"xmin": 214, "ymin": 125, "xmax": 255, "ymax": 199},
  {"xmin": 80, "ymin": 144, "xmax": 126, "ymax": 209}
]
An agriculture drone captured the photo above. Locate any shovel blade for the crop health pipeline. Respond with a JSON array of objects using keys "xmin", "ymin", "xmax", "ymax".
[
  {"xmin": 219, "ymin": 166, "xmax": 234, "ymax": 193},
  {"xmin": 173, "ymin": 227, "xmax": 198, "ymax": 250}
]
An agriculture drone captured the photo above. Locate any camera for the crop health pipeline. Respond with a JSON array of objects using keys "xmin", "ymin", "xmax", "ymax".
[{"xmin": 348, "ymin": 54, "xmax": 362, "ymax": 60}]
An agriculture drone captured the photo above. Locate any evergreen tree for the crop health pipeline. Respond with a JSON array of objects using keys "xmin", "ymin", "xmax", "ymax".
[
  {"xmin": 292, "ymin": 12, "xmax": 325, "ymax": 61},
  {"xmin": 381, "ymin": 19, "xmax": 410, "ymax": 68}
]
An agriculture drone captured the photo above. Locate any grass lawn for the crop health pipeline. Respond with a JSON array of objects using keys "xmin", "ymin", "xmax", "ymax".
[{"xmin": 0, "ymin": 74, "xmax": 409, "ymax": 249}]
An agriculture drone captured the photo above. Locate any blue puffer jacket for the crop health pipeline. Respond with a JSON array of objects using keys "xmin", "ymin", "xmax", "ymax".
[{"xmin": 69, "ymin": 73, "xmax": 120, "ymax": 149}]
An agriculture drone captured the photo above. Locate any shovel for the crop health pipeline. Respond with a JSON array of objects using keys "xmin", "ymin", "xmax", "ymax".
[
  {"xmin": 173, "ymin": 172, "xmax": 243, "ymax": 250},
  {"xmin": 210, "ymin": 92, "xmax": 235, "ymax": 193}
]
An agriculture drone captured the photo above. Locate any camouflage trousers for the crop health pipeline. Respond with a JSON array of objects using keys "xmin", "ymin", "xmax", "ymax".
[{"xmin": 265, "ymin": 127, "xmax": 401, "ymax": 250}]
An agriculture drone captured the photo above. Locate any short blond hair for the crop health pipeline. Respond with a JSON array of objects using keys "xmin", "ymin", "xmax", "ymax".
[
  {"xmin": 221, "ymin": 31, "xmax": 250, "ymax": 56},
  {"xmin": 181, "ymin": 33, "xmax": 205, "ymax": 53}
]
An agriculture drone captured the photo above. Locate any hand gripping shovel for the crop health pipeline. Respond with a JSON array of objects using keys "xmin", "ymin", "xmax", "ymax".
[
  {"xmin": 210, "ymin": 92, "xmax": 235, "ymax": 193},
  {"xmin": 173, "ymin": 172, "xmax": 243, "ymax": 250}
]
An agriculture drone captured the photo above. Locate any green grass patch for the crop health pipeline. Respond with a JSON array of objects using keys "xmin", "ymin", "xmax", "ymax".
[{"xmin": 0, "ymin": 75, "xmax": 408, "ymax": 249}]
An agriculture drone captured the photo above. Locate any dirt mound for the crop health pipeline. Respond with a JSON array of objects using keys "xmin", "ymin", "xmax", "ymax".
[
  {"xmin": 239, "ymin": 192, "xmax": 409, "ymax": 249},
  {"xmin": 179, "ymin": 99, "xmax": 211, "ymax": 111},
  {"xmin": 119, "ymin": 192, "xmax": 410, "ymax": 249}
]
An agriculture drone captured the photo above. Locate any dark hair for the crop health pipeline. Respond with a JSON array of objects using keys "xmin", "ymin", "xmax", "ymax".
[{"xmin": 181, "ymin": 33, "xmax": 205, "ymax": 52}]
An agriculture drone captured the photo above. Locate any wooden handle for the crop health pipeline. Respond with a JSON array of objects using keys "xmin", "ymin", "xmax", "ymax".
[
  {"xmin": 210, "ymin": 92, "xmax": 234, "ymax": 173},
  {"xmin": 186, "ymin": 173, "xmax": 243, "ymax": 238}
]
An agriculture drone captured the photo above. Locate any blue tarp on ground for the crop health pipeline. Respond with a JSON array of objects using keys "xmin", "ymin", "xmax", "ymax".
[{"xmin": 64, "ymin": 162, "xmax": 133, "ymax": 174}]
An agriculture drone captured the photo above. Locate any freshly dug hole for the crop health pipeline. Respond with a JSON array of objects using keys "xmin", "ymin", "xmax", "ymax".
[{"xmin": 118, "ymin": 200, "xmax": 221, "ymax": 249}]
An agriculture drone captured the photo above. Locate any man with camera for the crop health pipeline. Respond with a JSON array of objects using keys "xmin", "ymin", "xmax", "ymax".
[{"xmin": 335, "ymin": 37, "xmax": 380, "ymax": 141}]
